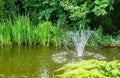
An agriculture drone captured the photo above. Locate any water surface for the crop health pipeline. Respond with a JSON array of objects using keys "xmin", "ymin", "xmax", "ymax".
[{"xmin": 0, "ymin": 46, "xmax": 119, "ymax": 78}]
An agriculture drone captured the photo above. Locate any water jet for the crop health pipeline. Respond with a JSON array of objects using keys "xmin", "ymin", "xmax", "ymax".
[{"xmin": 68, "ymin": 30, "xmax": 94, "ymax": 59}]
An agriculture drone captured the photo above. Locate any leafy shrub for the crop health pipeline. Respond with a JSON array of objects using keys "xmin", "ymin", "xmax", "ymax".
[
  {"xmin": 0, "ymin": 0, "xmax": 19, "ymax": 21},
  {"xmin": 55, "ymin": 59, "xmax": 120, "ymax": 78},
  {"xmin": 19, "ymin": 0, "xmax": 114, "ymax": 27},
  {"xmin": 0, "ymin": 0, "xmax": 6, "ymax": 21},
  {"xmin": 87, "ymin": 26, "xmax": 120, "ymax": 48},
  {"xmin": 88, "ymin": 27, "xmax": 112, "ymax": 48}
]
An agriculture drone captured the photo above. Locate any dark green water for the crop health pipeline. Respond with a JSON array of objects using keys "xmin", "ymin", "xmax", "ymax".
[{"xmin": 0, "ymin": 46, "xmax": 119, "ymax": 78}]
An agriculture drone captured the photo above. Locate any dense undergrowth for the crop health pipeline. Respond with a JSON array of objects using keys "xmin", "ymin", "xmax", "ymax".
[
  {"xmin": 54, "ymin": 59, "xmax": 120, "ymax": 78},
  {"xmin": 87, "ymin": 27, "xmax": 120, "ymax": 48}
]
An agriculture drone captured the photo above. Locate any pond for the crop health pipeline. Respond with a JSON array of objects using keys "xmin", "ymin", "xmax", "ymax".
[{"xmin": 0, "ymin": 46, "xmax": 119, "ymax": 78}]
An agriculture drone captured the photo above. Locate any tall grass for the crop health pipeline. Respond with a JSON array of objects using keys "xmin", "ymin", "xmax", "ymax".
[{"xmin": 0, "ymin": 15, "xmax": 64, "ymax": 47}]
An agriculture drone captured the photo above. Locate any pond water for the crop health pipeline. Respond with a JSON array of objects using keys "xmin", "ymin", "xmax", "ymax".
[{"xmin": 0, "ymin": 46, "xmax": 119, "ymax": 78}]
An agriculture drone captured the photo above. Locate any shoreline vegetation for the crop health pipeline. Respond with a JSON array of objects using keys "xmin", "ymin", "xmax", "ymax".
[
  {"xmin": 0, "ymin": 16, "xmax": 120, "ymax": 48},
  {"xmin": 0, "ymin": 0, "xmax": 120, "ymax": 48},
  {"xmin": 0, "ymin": 16, "xmax": 64, "ymax": 47}
]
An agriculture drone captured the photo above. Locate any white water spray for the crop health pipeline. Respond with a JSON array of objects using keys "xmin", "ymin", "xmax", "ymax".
[{"xmin": 68, "ymin": 30, "xmax": 94, "ymax": 58}]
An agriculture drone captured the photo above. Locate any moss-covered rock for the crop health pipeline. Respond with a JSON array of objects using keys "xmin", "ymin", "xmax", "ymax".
[{"xmin": 54, "ymin": 59, "xmax": 120, "ymax": 78}]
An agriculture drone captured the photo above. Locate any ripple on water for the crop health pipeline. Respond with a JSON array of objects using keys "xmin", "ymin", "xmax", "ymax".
[{"xmin": 52, "ymin": 51, "xmax": 67, "ymax": 64}]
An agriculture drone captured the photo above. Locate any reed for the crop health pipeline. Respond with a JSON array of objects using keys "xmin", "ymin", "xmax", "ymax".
[
  {"xmin": 52, "ymin": 26, "xmax": 62, "ymax": 47},
  {"xmin": 0, "ymin": 15, "xmax": 65, "ymax": 47},
  {"xmin": 37, "ymin": 21, "xmax": 52, "ymax": 47},
  {"xmin": 12, "ymin": 15, "xmax": 22, "ymax": 46},
  {"xmin": 28, "ymin": 22, "xmax": 52, "ymax": 47},
  {"xmin": 20, "ymin": 16, "xmax": 31, "ymax": 46},
  {"xmin": 0, "ymin": 23, "xmax": 3, "ymax": 46},
  {"xmin": 2, "ymin": 21, "xmax": 11, "ymax": 46}
]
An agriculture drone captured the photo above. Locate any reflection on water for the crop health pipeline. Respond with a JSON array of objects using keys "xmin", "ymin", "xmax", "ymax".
[{"xmin": 0, "ymin": 46, "xmax": 119, "ymax": 78}]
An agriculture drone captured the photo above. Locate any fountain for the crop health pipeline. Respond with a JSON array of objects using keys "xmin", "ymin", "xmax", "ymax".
[{"xmin": 68, "ymin": 30, "xmax": 94, "ymax": 59}]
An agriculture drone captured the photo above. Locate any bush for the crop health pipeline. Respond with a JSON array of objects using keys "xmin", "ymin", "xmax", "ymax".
[
  {"xmin": 55, "ymin": 59, "xmax": 120, "ymax": 78},
  {"xmin": 0, "ymin": 0, "xmax": 6, "ymax": 21}
]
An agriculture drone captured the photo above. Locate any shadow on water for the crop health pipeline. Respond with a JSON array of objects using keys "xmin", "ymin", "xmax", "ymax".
[{"xmin": 0, "ymin": 46, "xmax": 119, "ymax": 78}]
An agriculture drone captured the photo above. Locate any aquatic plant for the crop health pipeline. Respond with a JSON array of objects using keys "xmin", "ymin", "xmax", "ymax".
[{"xmin": 55, "ymin": 59, "xmax": 120, "ymax": 78}]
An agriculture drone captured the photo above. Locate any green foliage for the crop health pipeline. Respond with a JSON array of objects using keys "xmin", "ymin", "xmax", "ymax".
[
  {"xmin": 88, "ymin": 27, "xmax": 112, "ymax": 48},
  {"xmin": 0, "ymin": 0, "xmax": 18, "ymax": 21},
  {"xmin": 55, "ymin": 59, "xmax": 120, "ymax": 78},
  {"xmin": 0, "ymin": 0, "xmax": 118, "ymax": 34},
  {"xmin": 110, "ymin": 31, "xmax": 120, "ymax": 47},
  {"xmin": 87, "ymin": 26, "xmax": 120, "ymax": 48},
  {"xmin": 1, "ymin": 0, "xmax": 120, "ymax": 32},
  {"xmin": 92, "ymin": 0, "xmax": 114, "ymax": 16},
  {"xmin": 0, "ymin": 0, "xmax": 6, "ymax": 21},
  {"xmin": 111, "ymin": 0, "xmax": 120, "ymax": 31},
  {"xmin": 18, "ymin": 0, "xmax": 114, "ymax": 27}
]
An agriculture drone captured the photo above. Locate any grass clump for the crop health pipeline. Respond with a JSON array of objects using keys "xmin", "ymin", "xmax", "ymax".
[{"xmin": 54, "ymin": 59, "xmax": 120, "ymax": 78}]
